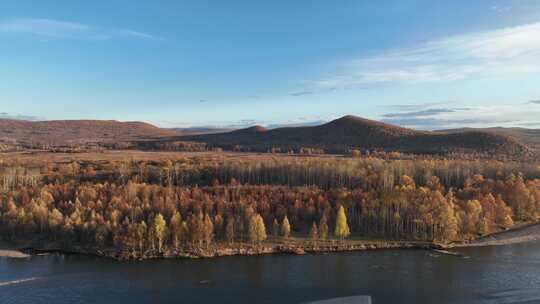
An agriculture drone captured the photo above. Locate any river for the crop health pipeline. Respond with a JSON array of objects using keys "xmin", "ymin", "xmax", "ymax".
[{"xmin": 2, "ymin": 241, "xmax": 540, "ymax": 304}]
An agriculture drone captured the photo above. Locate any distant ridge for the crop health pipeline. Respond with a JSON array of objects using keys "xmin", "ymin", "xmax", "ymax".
[
  {"xmin": 0, "ymin": 116, "xmax": 532, "ymax": 156},
  {"xmin": 177, "ymin": 115, "xmax": 529, "ymax": 156},
  {"xmin": 440, "ymin": 127, "xmax": 540, "ymax": 152},
  {"xmin": 0, "ymin": 119, "xmax": 176, "ymax": 149}
]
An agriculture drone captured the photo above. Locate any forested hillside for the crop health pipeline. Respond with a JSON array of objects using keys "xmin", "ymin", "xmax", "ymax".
[
  {"xmin": 0, "ymin": 119, "xmax": 176, "ymax": 151},
  {"xmin": 0, "ymin": 117, "xmax": 534, "ymax": 158},
  {"xmin": 174, "ymin": 116, "xmax": 529, "ymax": 156},
  {"xmin": 441, "ymin": 127, "xmax": 540, "ymax": 152}
]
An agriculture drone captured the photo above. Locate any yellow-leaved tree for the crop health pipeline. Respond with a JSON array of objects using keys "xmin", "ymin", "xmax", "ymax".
[
  {"xmin": 334, "ymin": 205, "xmax": 350, "ymax": 240},
  {"xmin": 281, "ymin": 215, "xmax": 291, "ymax": 239},
  {"xmin": 248, "ymin": 213, "xmax": 267, "ymax": 243},
  {"xmin": 153, "ymin": 213, "xmax": 168, "ymax": 253}
]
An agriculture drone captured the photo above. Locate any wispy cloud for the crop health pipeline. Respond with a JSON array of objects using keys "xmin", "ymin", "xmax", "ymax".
[
  {"xmin": 156, "ymin": 115, "xmax": 329, "ymax": 129},
  {"xmin": 383, "ymin": 108, "xmax": 457, "ymax": 118},
  {"xmin": 313, "ymin": 22, "xmax": 540, "ymax": 89},
  {"xmin": 0, "ymin": 112, "xmax": 41, "ymax": 121},
  {"xmin": 381, "ymin": 103, "xmax": 540, "ymax": 130},
  {"xmin": 386, "ymin": 102, "xmax": 450, "ymax": 112},
  {"xmin": 529, "ymin": 100, "xmax": 540, "ymax": 104},
  {"xmin": 290, "ymin": 91, "xmax": 314, "ymax": 97},
  {"xmin": 490, "ymin": 5, "xmax": 512, "ymax": 13},
  {"xmin": 0, "ymin": 18, "xmax": 159, "ymax": 41}
]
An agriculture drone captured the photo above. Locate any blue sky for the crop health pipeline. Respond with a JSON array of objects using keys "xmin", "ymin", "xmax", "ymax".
[{"xmin": 1, "ymin": 0, "xmax": 540, "ymax": 129}]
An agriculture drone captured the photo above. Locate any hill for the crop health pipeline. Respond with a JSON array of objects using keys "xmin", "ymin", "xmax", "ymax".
[
  {"xmin": 440, "ymin": 127, "xmax": 540, "ymax": 152},
  {"xmin": 0, "ymin": 116, "xmax": 532, "ymax": 156},
  {"xmin": 175, "ymin": 115, "xmax": 529, "ymax": 156},
  {"xmin": 169, "ymin": 127, "xmax": 235, "ymax": 136},
  {"xmin": 0, "ymin": 119, "xmax": 176, "ymax": 151}
]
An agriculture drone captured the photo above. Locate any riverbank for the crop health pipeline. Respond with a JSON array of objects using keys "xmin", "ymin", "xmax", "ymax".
[
  {"xmin": 1, "ymin": 238, "xmax": 441, "ymax": 261},
  {"xmin": 4, "ymin": 222, "xmax": 540, "ymax": 260},
  {"xmin": 159, "ymin": 240, "xmax": 440, "ymax": 260},
  {"xmin": 0, "ymin": 242, "xmax": 31, "ymax": 258},
  {"xmin": 0, "ymin": 249, "xmax": 30, "ymax": 258}
]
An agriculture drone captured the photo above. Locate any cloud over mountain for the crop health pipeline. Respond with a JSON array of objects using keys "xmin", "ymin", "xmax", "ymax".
[
  {"xmin": 313, "ymin": 22, "xmax": 540, "ymax": 89},
  {"xmin": 381, "ymin": 103, "xmax": 540, "ymax": 130}
]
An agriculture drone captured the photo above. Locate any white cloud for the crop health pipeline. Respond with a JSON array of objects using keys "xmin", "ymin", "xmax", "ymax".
[
  {"xmin": 314, "ymin": 22, "xmax": 540, "ymax": 89},
  {"xmin": 381, "ymin": 103, "xmax": 540, "ymax": 130},
  {"xmin": 0, "ymin": 18, "xmax": 159, "ymax": 40}
]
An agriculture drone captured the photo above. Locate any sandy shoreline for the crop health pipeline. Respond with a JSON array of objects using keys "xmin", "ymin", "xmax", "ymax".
[
  {"xmin": 453, "ymin": 221, "xmax": 540, "ymax": 247},
  {"xmin": 0, "ymin": 249, "xmax": 31, "ymax": 258}
]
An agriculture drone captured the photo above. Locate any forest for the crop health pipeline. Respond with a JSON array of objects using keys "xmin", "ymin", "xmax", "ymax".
[{"xmin": 1, "ymin": 151, "xmax": 539, "ymax": 259}]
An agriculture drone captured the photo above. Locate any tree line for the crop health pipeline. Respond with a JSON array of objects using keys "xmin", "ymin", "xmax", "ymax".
[{"xmin": 1, "ymin": 167, "xmax": 538, "ymax": 256}]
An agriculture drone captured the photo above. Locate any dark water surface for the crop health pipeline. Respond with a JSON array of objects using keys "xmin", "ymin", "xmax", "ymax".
[{"xmin": 2, "ymin": 242, "xmax": 540, "ymax": 304}]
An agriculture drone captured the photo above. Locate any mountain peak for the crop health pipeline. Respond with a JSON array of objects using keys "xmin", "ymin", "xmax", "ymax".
[
  {"xmin": 233, "ymin": 125, "xmax": 268, "ymax": 134},
  {"xmin": 177, "ymin": 115, "xmax": 528, "ymax": 156},
  {"xmin": 330, "ymin": 115, "xmax": 384, "ymax": 125}
]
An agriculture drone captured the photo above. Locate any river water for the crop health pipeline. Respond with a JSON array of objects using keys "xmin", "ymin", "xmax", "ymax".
[{"xmin": 2, "ymin": 242, "xmax": 540, "ymax": 304}]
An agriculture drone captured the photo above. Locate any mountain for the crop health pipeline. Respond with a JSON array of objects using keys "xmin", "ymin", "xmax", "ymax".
[
  {"xmin": 0, "ymin": 119, "xmax": 176, "ymax": 150},
  {"xmin": 440, "ymin": 127, "xmax": 540, "ymax": 151},
  {"xmin": 176, "ymin": 115, "xmax": 529, "ymax": 156},
  {"xmin": 0, "ymin": 116, "xmax": 531, "ymax": 156}
]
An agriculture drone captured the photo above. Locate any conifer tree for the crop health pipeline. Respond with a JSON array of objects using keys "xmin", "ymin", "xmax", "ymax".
[
  {"xmin": 248, "ymin": 213, "xmax": 267, "ymax": 243},
  {"xmin": 248, "ymin": 216, "xmax": 258, "ymax": 243},
  {"xmin": 334, "ymin": 205, "xmax": 350, "ymax": 240},
  {"xmin": 319, "ymin": 214, "xmax": 329, "ymax": 240},
  {"xmin": 255, "ymin": 215, "xmax": 267, "ymax": 242},
  {"xmin": 310, "ymin": 222, "xmax": 318, "ymax": 243},
  {"xmin": 153, "ymin": 213, "xmax": 167, "ymax": 253},
  {"xmin": 170, "ymin": 211, "xmax": 182, "ymax": 250},
  {"xmin": 48, "ymin": 208, "xmax": 64, "ymax": 239},
  {"xmin": 272, "ymin": 218, "xmax": 279, "ymax": 237},
  {"xmin": 203, "ymin": 214, "xmax": 214, "ymax": 247},
  {"xmin": 281, "ymin": 215, "xmax": 291, "ymax": 239},
  {"xmin": 225, "ymin": 216, "xmax": 235, "ymax": 244},
  {"xmin": 136, "ymin": 221, "xmax": 147, "ymax": 254}
]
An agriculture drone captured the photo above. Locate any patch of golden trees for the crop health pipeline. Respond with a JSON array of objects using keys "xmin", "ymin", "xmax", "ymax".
[{"xmin": 1, "ymin": 156, "xmax": 539, "ymax": 256}]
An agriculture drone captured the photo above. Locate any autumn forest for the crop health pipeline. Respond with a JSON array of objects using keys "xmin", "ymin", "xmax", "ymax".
[{"xmin": 1, "ymin": 151, "xmax": 539, "ymax": 259}]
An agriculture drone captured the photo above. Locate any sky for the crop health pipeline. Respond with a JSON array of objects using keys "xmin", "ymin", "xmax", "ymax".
[{"xmin": 1, "ymin": 0, "xmax": 540, "ymax": 130}]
